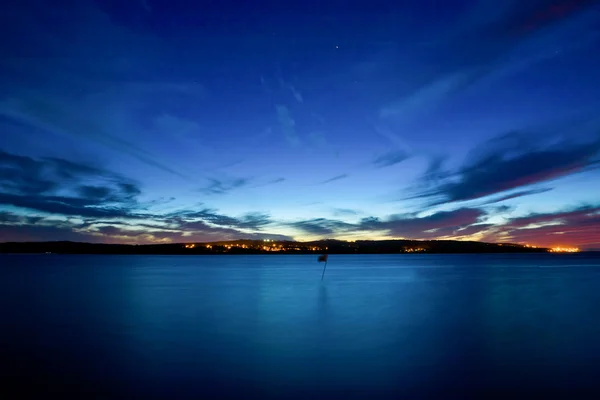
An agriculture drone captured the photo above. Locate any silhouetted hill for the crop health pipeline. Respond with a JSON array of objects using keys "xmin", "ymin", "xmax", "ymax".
[{"xmin": 0, "ymin": 239, "xmax": 550, "ymax": 254}]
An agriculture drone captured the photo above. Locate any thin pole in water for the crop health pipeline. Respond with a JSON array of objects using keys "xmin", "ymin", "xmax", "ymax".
[{"xmin": 321, "ymin": 260, "xmax": 328, "ymax": 281}]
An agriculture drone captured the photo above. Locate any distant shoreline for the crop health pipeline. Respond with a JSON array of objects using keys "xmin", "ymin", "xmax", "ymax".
[
  {"xmin": 1, "ymin": 252, "xmax": 596, "ymax": 256},
  {"xmin": 0, "ymin": 239, "xmax": 573, "ymax": 255}
]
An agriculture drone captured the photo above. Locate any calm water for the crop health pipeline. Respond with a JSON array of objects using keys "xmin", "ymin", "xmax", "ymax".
[{"xmin": 2, "ymin": 253, "xmax": 600, "ymax": 398}]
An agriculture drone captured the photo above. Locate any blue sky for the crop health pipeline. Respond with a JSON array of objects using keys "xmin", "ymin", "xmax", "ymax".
[{"xmin": 1, "ymin": 0, "xmax": 599, "ymax": 249}]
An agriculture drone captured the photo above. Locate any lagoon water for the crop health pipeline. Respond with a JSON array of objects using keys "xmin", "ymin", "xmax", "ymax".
[{"xmin": 2, "ymin": 253, "xmax": 600, "ymax": 398}]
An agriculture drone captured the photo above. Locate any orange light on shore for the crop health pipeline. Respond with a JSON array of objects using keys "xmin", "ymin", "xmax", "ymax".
[{"xmin": 549, "ymin": 247, "xmax": 579, "ymax": 253}]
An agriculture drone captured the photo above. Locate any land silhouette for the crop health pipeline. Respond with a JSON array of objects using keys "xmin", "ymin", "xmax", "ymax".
[{"xmin": 0, "ymin": 239, "xmax": 551, "ymax": 255}]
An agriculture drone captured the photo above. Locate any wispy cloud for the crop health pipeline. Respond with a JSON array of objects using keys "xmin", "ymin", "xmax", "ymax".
[
  {"xmin": 275, "ymin": 105, "xmax": 300, "ymax": 146},
  {"xmin": 167, "ymin": 209, "xmax": 272, "ymax": 231},
  {"xmin": 378, "ymin": 208, "xmax": 486, "ymax": 239},
  {"xmin": 199, "ymin": 177, "xmax": 251, "ymax": 195},
  {"xmin": 0, "ymin": 149, "xmax": 144, "ymax": 219},
  {"xmin": 0, "ymin": 216, "xmax": 294, "ymax": 244},
  {"xmin": 479, "ymin": 188, "xmax": 554, "ymax": 205},
  {"xmin": 288, "ymin": 218, "xmax": 355, "ymax": 236},
  {"xmin": 372, "ymin": 150, "xmax": 410, "ymax": 168},
  {"xmin": 380, "ymin": 73, "xmax": 469, "ymax": 119},
  {"xmin": 332, "ymin": 208, "xmax": 361, "ymax": 217},
  {"xmin": 378, "ymin": 0, "xmax": 599, "ymax": 123},
  {"xmin": 372, "ymin": 124, "xmax": 413, "ymax": 152},
  {"xmin": 0, "ymin": 149, "xmax": 291, "ymax": 243},
  {"xmin": 288, "ymin": 204, "xmax": 597, "ymax": 247},
  {"xmin": 247, "ymin": 177, "xmax": 286, "ymax": 190},
  {"xmin": 308, "ymin": 131, "xmax": 327, "ymax": 148},
  {"xmin": 408, "ymin": 117, "xmax": 600, "ymax": 205},
  {"xmin": 0, "ymin": 1, "xmax": 206, "ymax": 181},
  {"xmin": 0, "ymin": 95, "xmax": 191, "ymax": 180},
  {"xmin": 490, "ymin": 204, "xmax": 600, "ymax": 248},
  {"xmin": 2, "ymin": 149, "xmax": 596, "ymax": 248},
  {"xmin": 319, "ymin": 174, "xmax": 349, "ymax": 184},
  {"xmin": 288, "ymin": 207, "xmax": 487, "ymax": 240},
  {"xmin": 153, "ymin": 113, "xmax": 203, "ymax": 141},
  {"xmin": 278, "ymin": 78, "xmax": 304, "ymax": 103}
]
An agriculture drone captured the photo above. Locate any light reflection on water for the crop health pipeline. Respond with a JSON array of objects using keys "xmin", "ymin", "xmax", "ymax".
[{"xmin": 2, "ymin": 253, "xmax": 600, "ymax": 398}]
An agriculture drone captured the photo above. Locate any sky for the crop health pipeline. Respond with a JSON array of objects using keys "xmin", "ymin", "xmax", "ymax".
[{"xmin": 0, "ymin": 0, "xmax": 599, "ymax": 249}]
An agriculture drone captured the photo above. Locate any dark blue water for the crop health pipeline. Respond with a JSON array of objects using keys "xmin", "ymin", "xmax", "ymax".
[{"xmin": 2, "ymin": 254, "xmax": 600, "ymax": 398}]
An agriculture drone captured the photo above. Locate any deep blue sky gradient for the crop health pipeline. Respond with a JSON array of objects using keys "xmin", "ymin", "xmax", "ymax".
[{"xmin": 1, "ymin": 0, "xmax": 599, "ymax": 248}]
